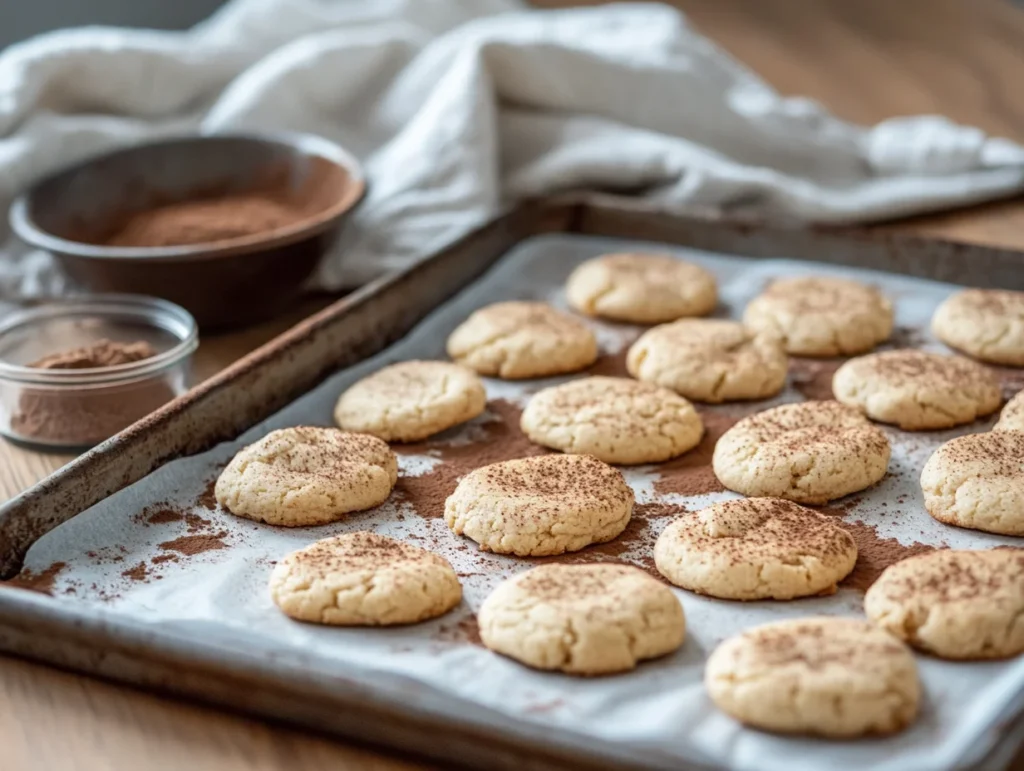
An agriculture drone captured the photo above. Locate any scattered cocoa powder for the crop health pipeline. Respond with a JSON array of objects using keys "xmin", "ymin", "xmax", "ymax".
[
  {"xmin": 789, "ymin": 357, "xmax": 845, "ymax": 401},
  {"xmin": 197, "ymin": 479, "xmax": 219, "ymax": 511},
  {"xmin": 818, "ymin": 509, "xmax": 937, "ymax": 591},
  {"xmin": 434, "ymin": 614, "xmax": 483, "ymax": 647},
  {"xmin": 158, "ymin": 532, "xmax": 229, "ymax": 556},
  {"xmin": 653, "ymin": 411, "xmax": 739, "ymax": 497},
  {"xmin": 185, "ymin": 513, "xmax": 212, "ymax": 533},
  {"xmin": 4, "ymin": 561, "xmax": 66, "ymax": 595},
  {"xmin": 394, "ymin": 399, "xmax": 547, "ymax": 518},
  {"xmin": 147, "ymin": 508, "xmax": 183, "ymax": 525},
  {"xmin": 151, "ymin": 554, "xmax": 179, "ymax": 565},
  {"xmin": 10, "ymin": 338, "xmax": 175, "ymax": 446},
  {"xmin": 121, "ymin": 562, "xmax": 150, "ymax": 582}
]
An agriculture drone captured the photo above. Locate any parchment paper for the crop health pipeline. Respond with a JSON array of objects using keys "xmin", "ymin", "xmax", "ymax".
[{"xmin": 13, "ymin": 234, "xmax": 1024, "ymax": 771}]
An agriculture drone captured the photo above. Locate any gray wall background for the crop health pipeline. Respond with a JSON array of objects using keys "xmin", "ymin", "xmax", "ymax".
[{"xmin": 0, "ymin": 0, "xmax": 229, "ymax": 50}]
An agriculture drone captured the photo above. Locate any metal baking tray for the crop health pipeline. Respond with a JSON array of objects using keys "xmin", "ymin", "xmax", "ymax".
[{"xmin": 2, "ymin": 196, "xmax": 1024, "ymax": 771}]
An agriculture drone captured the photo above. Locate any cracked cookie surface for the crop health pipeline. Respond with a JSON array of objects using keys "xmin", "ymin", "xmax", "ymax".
[
  {"xmin": 706, "ymin": 617, "xmax": 920, "ymax": 737},
  {"xmin": 478, "ymin": 563, "xmax": 685, "ymax": 675},
  {"xmin": 520, "ymin": 376, "xmax": 704, "ymax": 465},
  {"xmin": 654, "ymin": 498, "xmax": 856, "ymax": 600},
  {"xmin": 932, "ymin": 289, "xmax": 1024, "ymax": 366},
  {"xmin": 444, "ymin": 454, "xmax": 633, "ymax": 556},
  {"xmin": 742, "ymin": 276, "xmax": 893, "ymax": 356},
  {"xmin": 921, "ymin": 431, "xmax": 1024, "ymax": 535},
  {"xmin": 269, "ymin": 532, "xmax": 461, "ymax": 625},
  {"xmin": 712, "ymin": 401, "xmax": 889, "ymax": 504},
  {"xmin": 995, "ymin": 389, "xmax": 1024, "ymax": 431},
  {"xmin": 565, "ymin": 252, "xmax": 717, "ymax": 324},
  {"xmin": 865, "ymin": 549, "xmax": 1024, "ymax": 660},
  {"xmin": 833, "ymin": 349, "xmax": 1001, "ymax": 430},
  {"xmin": 334, "ymin": 360, "xmax": 486, "ymax": 442},
  {"xmin": 446, "ymin": 301, "xmax": 597, "ymax": 379},
  {"xmin": 215, "ymin": 427, "xmax": 397, "ymax": 526},
  {"xmin": 626, "ymin": 319, "xmax": 787, "ymax": 403}
]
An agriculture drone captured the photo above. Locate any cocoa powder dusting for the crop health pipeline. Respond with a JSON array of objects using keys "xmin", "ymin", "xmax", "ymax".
[
  {"xmin": 434, "ymin": 614, "xmax": 483, "ymax": 647},
  {"xmin": 4, "ymin": 561, "xmax": 66, "ymax": 595},
  {"xmin": 159, "ymin": 533, "xmax": 229, "ymax": 556},
  {"xmin": 653, "ymin": 412, "xmax": 738, "ymax": 497},
  {"xmin": 147, "ymin": 508, "xmax": 183, "ymax": 525},
  {"xmin": 789, "ymin": 357, "xmax": 845, "ymax": 401},
  {"xmin": 121, "ymin": 562, "xmax": 150, "ymax": 582},
  {"xmin": 819, "ymin": 510, "xmax": 937, "ymax": 591},
  {"xmin": 394, "ymin": 399, "xmax": 547, "ymax": 518},
  {"xmin": 197, "ymin": 479, "xmax": 219, "ymax": 511}
]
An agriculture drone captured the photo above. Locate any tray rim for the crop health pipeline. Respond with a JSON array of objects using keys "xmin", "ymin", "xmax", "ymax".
[{"xmin": 4, "ymin": 194, "xmax": 1024, "ymax": 771}]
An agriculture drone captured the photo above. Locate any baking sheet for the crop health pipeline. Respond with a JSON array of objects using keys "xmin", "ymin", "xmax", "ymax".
[{"xmin": 9, "ymin": 233, "xmax": 1024, "ymax": 771}]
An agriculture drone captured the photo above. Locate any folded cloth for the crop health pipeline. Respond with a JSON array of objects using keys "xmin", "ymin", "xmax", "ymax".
[{"xmin": 2, "ymin": 0, "xmax": 1023, "ymax": 297}]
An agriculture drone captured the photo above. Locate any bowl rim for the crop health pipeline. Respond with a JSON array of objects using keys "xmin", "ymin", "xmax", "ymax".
[{"xmin": 8, "ymin": 131, "xmax": 367, "ymax": 263}]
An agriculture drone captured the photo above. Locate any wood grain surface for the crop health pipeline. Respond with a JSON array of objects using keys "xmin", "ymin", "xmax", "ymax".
[{"xmin": 3, "ymin": 1, "xmax": 1024, "ymax": 768}]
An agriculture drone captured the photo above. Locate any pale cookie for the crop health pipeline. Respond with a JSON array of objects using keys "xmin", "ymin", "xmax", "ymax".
[
  {"xmin": 654, "ymin": 498, "xmax": 857, "ymax": 600},
  {"xmin": 626, "ymin": 319, "xmax": 787, "ymax": 403},
  {"xmin": 520, "ymin": 376, "xmax": 704, "ymax": 465},
  {"xmin": 706, "ymin": 617, "xmax": 920, "ymax": 737},
  {"xmin": 865, "ymin": 549, "xmax": 1024, "ymax": 660},
  {"xmin": 444, "ymin": 454, "xmax": 633, "ymax": 556},
  {"xmin": 215, "ymin": 427, "xmax": 397, "ymax": 526},
  {"xmin": 269, "ymin": 532, "xmax": 461, "ymax": 625},
  {"xmin": 334, "ymin": 360, "xmax": 486, "ymax": 442},
  {"xmin": 833, "ymin": 349, "xmax": 1001, "ymax": 430},
  {"xmin": 478, "ymin": 563, "xmax": 685, "ymax": 675},
  {"xmin": 995, "ymin": 389, "xmax": 1024, "ymax": 431},
  {"xmin": 712, "ymin": 401, "xmax": 890, "ymax": 504},
  {"xmin": 742, "ymin": 276, "xmax": 893, "ymax": 356},
  {"xmin": 932, "ymin": 289, "xmax": 1024, "ymax": 366},
  {"xmin": 446, "ymin": 301, "xmax": 597, "ymax": 379},
  {"xmin": 921, "ymin": 431, "xmax": 1024, "ymax": 535},
  {"xmin": 565, "ymin": 252, "xmax": 717, "ymax": 324}
]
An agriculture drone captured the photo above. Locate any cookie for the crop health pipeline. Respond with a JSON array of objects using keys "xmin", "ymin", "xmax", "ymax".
[
  {"xmin": 995, "ymin": 389, "xmax": 1024, "ymax": 431},
  {"xmin": 334, "ymin": 360, "xmax": 486, "ymax": 442},
  {"xmin": 705, "ymin": 617, "xmax": 920, "ymax": 737},
  {"xmin": 865, "ymin": 549, "xmax": 1024, "ymax": 660},
  {"xmin": 446, "ymin": 301, "xmax": 597, "ymax": 379},
  {"xmin": 444, "ymin": 454, "xmax": 633, "ymax": 556},
  {"xmin": 269, "ymin": 532, "xmax": 461, "ymax": 625},
  {"xmin": 932, "ymin": 289, "xmax": 1024, "ymax": 365},
  {"xmin": 478, "ymin": 563, "xmax": 685, "ymax": 675},
  {"xmin": 921, "ymin": 431, "xmax": 1024, "ymax": 535},
  {"xmin": 833, "ymin": 349, "xmax": 1001, "ymax": 430},
  {"xmin": 742, "ymin": 276, "xmax": 893, "ymax": 356},
  {"xmin": 654, "ymin": 498, "xmax": 857, "ymax": 600},
  {"xmin": 626, "ymin": 319, "xmax": 787, "ymax": 403},
  {"xmin": 520, "ymin": 376, "xmax": 704, "ymax": 465},
  {"xmin": 712, "ymin": 401, "xmax": 890, "ymax": 504},
  {"xmin": 215, "ymin": 427, "xmax": 397, "ymax": 526},
  {"xmin": 565, "ymin": 252, "xmax": 717, "ymax": 324}
]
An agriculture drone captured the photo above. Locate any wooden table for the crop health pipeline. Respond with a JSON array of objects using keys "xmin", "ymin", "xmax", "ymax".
[{"xmin": 4, "ymin": 0, "xmax": 1024, "ymax": 768}]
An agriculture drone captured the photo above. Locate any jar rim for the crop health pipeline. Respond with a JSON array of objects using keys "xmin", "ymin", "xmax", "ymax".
[{"xmin": 0, "ymin": 294, "xmax": 198, "ymax": 385}]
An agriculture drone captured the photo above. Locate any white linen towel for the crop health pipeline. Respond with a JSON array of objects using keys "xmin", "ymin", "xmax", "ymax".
[{"xmin": 2, "ymin": 0, "xmax": 1023, "ymax": 296}]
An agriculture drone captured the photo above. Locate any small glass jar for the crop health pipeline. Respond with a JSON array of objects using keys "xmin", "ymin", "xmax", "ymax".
[{"xmin": 0, "ymin": 295, "xmax": 198, "ymax": 450}]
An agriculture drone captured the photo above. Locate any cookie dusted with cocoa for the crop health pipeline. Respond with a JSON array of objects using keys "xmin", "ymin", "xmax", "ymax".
[
  {"xmin": 215, "ymin": 427, "xmax": 397, "ymax": 526},
  {"xmin": 565, "ymin": 252, "xmax": 717, "ymax": 324},
  {"xmin": 865, "ymin": 549, "xmax": 1024, "ymax": 660},
  {"xmin": 444, "ymin": 454, "xmax": 633, "ymax": 556},
  {"xmin": 478, "ymin": 563, "xmax": 685, "ymax": 675},
  {"xmin": 270, "ymin": 532, "xmax": 461, "ymax": 625},
  {"xmin": 712, "ymin": 401, "xmax": 890, "ymax": 504},
  {"xmin": 654, "ymin": 498, "xmax": 857, "ymax": 600},
  {"xmin": 932, "ymin": 289, "xmax": 1024, "ymax": 366},
  {"xmin": 520, "ymin": 376, "xmax": 704, "ymax": 465},
  {"xmin": 446, "ymin": 301, "xmax": 597, "ymax": 379},
  {"xmin": 921, "ymin": 431, "xmax": 1024, "ymax": 535},
  {"xmin": 833, "ymin": 349, "xmax": 1001, "ymax": 430},
  {"xmin": 742, "ymin": 276, "xmax": 893, "ymax": 356},
  {"xmin": 706, "ymin": 617, "xmax": 920, "ymax": 737}
]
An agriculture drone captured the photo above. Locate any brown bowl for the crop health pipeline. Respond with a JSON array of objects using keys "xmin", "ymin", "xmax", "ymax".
[{"xmin": 9, "ymin": 133, "xmax": 365, "ymax": 329}]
